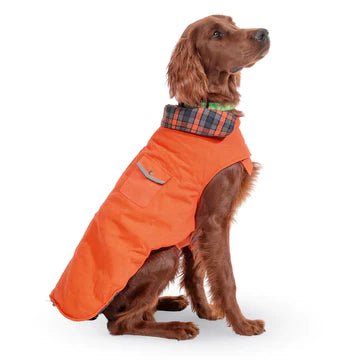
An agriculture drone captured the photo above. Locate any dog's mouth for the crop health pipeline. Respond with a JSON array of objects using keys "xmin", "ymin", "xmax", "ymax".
[
  {"xmin": 230, "ymin": 66, "xmax": 243, "ymax": 73},
  {"xmin": 229, "ymin": 42, "xmax": 270, "ymax": 73},
  {"xmin": 241, "ymin": 46, "xmax": 270, "ymax": 70}
]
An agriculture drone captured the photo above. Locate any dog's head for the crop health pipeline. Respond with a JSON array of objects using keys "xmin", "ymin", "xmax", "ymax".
[{"xmin": 167, "ymin": 15, "xmax": 270, "ymax": 106}]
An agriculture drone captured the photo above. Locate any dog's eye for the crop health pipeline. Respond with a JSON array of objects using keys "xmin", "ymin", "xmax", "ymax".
[{"xmin": 212, "ymin": 30, "xmax": 224, "ymax": 39}]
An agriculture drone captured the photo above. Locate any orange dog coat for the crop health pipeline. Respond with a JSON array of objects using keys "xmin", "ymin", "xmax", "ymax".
[{"xmin": 49, "ymin": 104, "xmax": 253, "ymax": 321}]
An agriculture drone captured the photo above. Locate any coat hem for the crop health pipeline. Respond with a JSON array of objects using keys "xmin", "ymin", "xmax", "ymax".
[
  {"xmin": 49, "ymin": 236, "xmax": 189, "ymax": 321},
  {"xmin": 49, "ymin": 248, "xmax": 153, "ymax": 321}
]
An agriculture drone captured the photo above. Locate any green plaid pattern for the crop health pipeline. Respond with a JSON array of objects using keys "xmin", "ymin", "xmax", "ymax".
[{"xmin": 161, "ymin": 104, "xmax": 242, "ymax": 138}]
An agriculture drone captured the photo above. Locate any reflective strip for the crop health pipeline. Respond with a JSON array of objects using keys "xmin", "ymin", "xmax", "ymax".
[{"xmin": 136, "ymin": 162, "xmax": 166, "ymax": 185}]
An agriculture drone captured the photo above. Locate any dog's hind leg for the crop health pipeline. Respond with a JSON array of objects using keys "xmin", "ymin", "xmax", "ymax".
[
  {"xmin": 108, "ymin": 314, "xmax": 199, "ymax": 340},
  {"xmin": 102, "ymin": 246, "xmax": 199, "ymax": 340}
]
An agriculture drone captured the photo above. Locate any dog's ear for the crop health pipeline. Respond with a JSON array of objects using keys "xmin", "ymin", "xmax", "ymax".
[{"xmin": 167, "ymin": 34, "xmax": 208, "ymax": 107}]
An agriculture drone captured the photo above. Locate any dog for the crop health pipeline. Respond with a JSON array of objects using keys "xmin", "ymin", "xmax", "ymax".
[{"xmin": 50, "ymin": 15, "xmax": 270, "ymax": 340}]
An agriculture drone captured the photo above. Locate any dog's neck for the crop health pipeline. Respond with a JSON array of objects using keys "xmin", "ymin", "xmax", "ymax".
[{"xmin": 205, "ymin": 69, "xmax": 240, "ymax": 107}]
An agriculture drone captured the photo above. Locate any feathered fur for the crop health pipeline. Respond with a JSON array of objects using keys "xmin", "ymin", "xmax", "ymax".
[{"xmin": 101, "ymin": 14, "xmax": 269, "ymax": 340}]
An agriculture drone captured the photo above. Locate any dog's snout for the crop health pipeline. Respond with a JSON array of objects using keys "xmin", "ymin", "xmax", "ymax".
[{"xmin": 254, "ymin": 28, "xmax": 269, "ymax": 42}]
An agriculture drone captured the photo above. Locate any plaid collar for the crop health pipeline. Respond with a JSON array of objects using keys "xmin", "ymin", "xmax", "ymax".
[{"xmin": 161, "ymin": 104, "xmax": 243, "ymax": 138}]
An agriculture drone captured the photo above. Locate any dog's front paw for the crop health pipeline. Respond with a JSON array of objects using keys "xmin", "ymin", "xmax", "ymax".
[
  {"xmin": 233, "ymin": 319, "xmax": 265, "ymax": 336},
  {"xmin": 197, "ymin": 303, "xmax": 224, "ymax": 320}
]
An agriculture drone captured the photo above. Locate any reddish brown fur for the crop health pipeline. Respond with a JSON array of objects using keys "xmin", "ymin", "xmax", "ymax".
[
  {"xmin": 101, "ymin": 15, "xmax": 269, "ymax": 340},
  {"xmin": 168, "ymin": 15, "xmax": 269, "ymax": 106}
]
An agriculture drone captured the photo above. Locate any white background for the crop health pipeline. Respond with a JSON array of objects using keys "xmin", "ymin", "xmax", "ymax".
[{"xmin": 1, "ymin": 0, "xmax": 359, "ymax": 358}]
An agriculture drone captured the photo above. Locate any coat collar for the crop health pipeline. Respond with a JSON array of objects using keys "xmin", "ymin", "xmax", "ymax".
[{"xmin": 161, "ymin": 104, "xmax": 243, "ymax": 138}]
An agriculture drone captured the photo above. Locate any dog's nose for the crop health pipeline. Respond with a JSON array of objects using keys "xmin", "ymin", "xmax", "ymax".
[{"xmin": 254, "ymin": 28, "xmax": 269, "ymax": 42}]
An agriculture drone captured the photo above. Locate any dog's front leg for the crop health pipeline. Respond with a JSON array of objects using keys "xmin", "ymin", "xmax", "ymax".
[
  {"xmin": 196, "ymin": 225, "xmax": 264, "ymax": 335},
  {"xmin": 181, "ymin": 246, "xmax": 224, "ymax": 320},
  {"xmin": 194, "ymin": 163, "xmax": 265, "ymax": 335}
]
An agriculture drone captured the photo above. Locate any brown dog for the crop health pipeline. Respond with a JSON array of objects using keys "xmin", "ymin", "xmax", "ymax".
[{"xmin": 102, "ymin": 14, "xmax": 270, "ymax": 340}]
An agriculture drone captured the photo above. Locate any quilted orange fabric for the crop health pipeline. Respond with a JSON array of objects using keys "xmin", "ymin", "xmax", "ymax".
[{"xmin": 49, "ymin": 106, "xmax": 253, "ymax": 321}]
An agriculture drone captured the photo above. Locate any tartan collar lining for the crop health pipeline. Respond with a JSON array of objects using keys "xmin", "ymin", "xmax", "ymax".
[{"xmin": 161, "ymin": 104, "xmax": 242, "ymax": 138}]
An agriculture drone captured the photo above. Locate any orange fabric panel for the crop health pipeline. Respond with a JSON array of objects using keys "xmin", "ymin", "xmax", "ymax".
[{"xmin": 49, "ymin": 116, "xmax": 253, "ymax": 321}]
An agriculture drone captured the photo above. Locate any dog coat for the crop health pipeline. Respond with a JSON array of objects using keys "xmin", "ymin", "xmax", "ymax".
[{"xmin": 49, "ymin": 104, "xmax": 253, "ymax": 321}]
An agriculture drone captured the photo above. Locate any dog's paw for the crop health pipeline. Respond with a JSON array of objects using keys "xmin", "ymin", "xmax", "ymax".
[
  {"xmin": 172, "ymin": 295, "xmax": 189, "ymax": 311},
  {"xmin": 197, "ymin": 303, "xmax": 225, "ymax": 320},
  {"xmin": 172, "ymin": 322, "xmax": 199, "ymax": 340},
  {"xmin": 157, "ymin": 295, "xmax": 189, "ymax": 311},
  {"xmin": 233, "ymin": 319, "xmax": 265, "ymax": 336}
]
